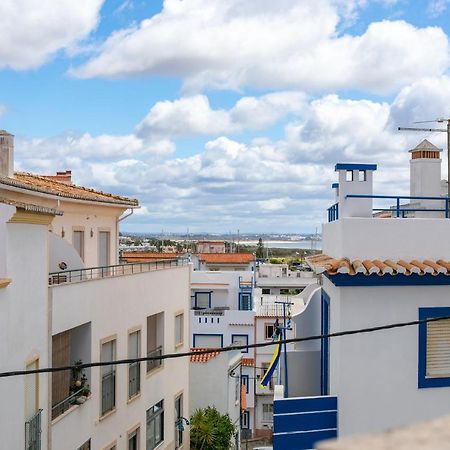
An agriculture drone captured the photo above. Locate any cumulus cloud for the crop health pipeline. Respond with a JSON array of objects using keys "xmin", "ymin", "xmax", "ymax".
[
  {"xmin": 14, "ymin": 76, "xmax": 450, "ymax": 232},
  {"xmin": 0, "ymin": 0, "xmax": 104, "ymax": 70},
  {"xmin": 136, "ymin": 92, "xmax": 307, "ymax": 137},
  {"xmin": 71, "ymin": 0, "xmax": 450, "ymax": 94}
]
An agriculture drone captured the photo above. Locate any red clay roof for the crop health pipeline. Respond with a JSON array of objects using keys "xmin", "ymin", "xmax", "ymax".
[
  {"xmin": 190, "ymin": 348, "xmax": 221, "ymax": 363},
  {"xmin": 199, "ymin": 253, "xmax": 254, "ymax": 264},
  {"xmin": 307, "ymin": 254, "xmax": 450, "ymax": 276},
  {"xmin": 0, "ymin": 172, "xmax": 138, "ymax": 207},
  {"xmin": 241, "ymin": 358, "xmax": 254, "ymax": 367}
]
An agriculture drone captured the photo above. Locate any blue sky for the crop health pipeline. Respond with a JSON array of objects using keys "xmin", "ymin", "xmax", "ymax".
[{"xmin": 2, "ymin": 0, "xmax": 450, "ymax": 233}]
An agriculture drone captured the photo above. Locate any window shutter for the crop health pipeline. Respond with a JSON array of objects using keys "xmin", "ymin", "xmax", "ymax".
[{"xmin": 426, "ymin": 318, "xmax": 450, "ymax": 378}]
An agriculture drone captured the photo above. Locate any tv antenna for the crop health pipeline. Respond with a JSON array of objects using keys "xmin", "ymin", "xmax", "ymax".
[{"xmin": 398, "ymin": 118, "xmax": 450, "ymax": 198}]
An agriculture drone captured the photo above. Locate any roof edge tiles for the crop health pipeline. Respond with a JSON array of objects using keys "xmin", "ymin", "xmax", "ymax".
[
  {"xmin": 190, "ymin": 347, "xmax": 221, "ymax": 363},
  {"xmin": 0, "ymin": 173, "xmax": 139, "ymax": 207},
  {"xmin": 0, "ymin": 196, "xmax": 63, "ymax": 216},
  {"xmin": 335, "ymin": 163, "xmax": 377, "ymax": 171},
  {"xmin": 306, "ymin": 254, "xmax": 450, "ymax": 277}
]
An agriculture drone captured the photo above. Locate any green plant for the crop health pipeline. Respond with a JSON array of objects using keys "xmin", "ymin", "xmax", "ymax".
[{"xmin": 190, "ymin": 407, "xmax": 235, "ymax": 450}]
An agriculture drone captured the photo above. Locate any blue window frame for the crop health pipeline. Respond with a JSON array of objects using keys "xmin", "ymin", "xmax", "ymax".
[
  {"xmin": 239, "ymin": 293, "xmax": 252, "ymax": 310},
  {"xmin": 321, "ymin": 290, "xmax": 330, "ymax": 396},
  {"xmin": 231, "ymin": 334, "xmax": 249, "ymax": 353},
  {"xmin": 194, "ymin": 292, "xmax": 211, "ymax": 309},
  {"xmin": 241, "ymin": 374, "xmax": 249, "ymax": 393},
  {"xmin": 192, "ymin": 333, "xmax": 224, "ymax": 348},
  {"xmin": 418, "ymin": 307, "xmax": 450, "ymax": 388},
  {"xmin": 241, "ymin": 410, "xmax": 250, "ymax": 429}
]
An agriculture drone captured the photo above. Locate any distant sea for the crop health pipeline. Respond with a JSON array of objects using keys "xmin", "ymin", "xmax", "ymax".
[{"xmin": 241, "ymin": 240, "xmax": 322, "ymax": 250}]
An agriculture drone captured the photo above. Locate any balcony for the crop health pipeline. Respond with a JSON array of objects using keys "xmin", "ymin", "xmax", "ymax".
[
  {"xmin": 25, "ymin": 409, "xmax": 42, "ymax": 450},
  {"xmin": 52, "ymin": 387, "xmax": 89, "ymax": 420},
  {"xmin": 146, "ymin": 346, "xmax": 163, "ymax": 373},
  {"xmin": 49, "ymin": 259, "xmax": 188, "ymax": 285}
]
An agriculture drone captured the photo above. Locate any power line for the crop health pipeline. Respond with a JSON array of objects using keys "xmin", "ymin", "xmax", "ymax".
[{"xmin": 1, "ymin": 314, "xmax": 449, "ymax": 379}]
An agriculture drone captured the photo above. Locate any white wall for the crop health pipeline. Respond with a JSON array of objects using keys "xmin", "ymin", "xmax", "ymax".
[
  {"xmin": 323, "ymin": 217, "xmax": 450, "ymax": 260},
  {"xmin": 324, "ymin": 277, "xmax": 450, "ymax": 436},
  {"xmin": 50, "ymin": 265, "xmax": 191, "ymax": 450},
  {"xmin": 0, "ymin": 216, "xmax": 50, "ymax": 450}
]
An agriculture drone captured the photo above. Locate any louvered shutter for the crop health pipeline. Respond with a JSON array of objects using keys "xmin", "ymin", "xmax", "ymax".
[{"xmin": 426, "ymin": 318, "xmax": 450, "ymax": 378}]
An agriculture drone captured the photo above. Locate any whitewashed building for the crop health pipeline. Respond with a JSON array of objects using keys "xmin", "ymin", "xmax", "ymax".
[
  {"xmin": 190, "ymin": 269, "xmax": 255, "ymax": 438},
  {"xmin": 0, "ymin": 130, "xmax": 191, "ymax": 450}
]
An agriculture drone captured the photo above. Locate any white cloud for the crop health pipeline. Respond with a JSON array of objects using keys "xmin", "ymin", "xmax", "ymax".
[
  {"xmin": 0, "ymin": 0, "xmax": 104, "ymax": 70},
  {"xmin": 136, "ymin": 92, "xmax": 307, "ymax": 137},
  {"xmin": 14, "ymin": 76, "xmax": 450, "ymax": 232},
  {"xmin": 72, "ymin": 0, "xmax": 450, "ymax": 94},
  {"xmin": 427, "ymin": 0, "xmax": 450, "ymax": 17}
]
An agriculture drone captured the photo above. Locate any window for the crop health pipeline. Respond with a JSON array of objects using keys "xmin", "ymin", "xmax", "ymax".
[
  {"xmin": 262, "ymin": 288, "xmax": 271, "ymax": 295},
  {"xmin": 265, "ymin": 324, "xmax": 275, "ymax": 340},
  {"xmin": 147, "ymin": 313, "xmax": 164, "ymax": 373},
  {"xmin": 194, "ymin": 292, "xmax": 211, "ymax": 309},
  {"xmin": 128, "ymin": 428, "xmax": 139, "ymax": 450},
  {"xmin": 175, "ymin": 394, "xmax": 183, "ymax": 449},
  {"xmin": 262, "ymin": 403, "xmax": 273, "ymax": 422},
  {"xmin": 358, "ymin": 170, "xmax": 366, "ymax": 181},
  {"xmin": 73, "ymin": 230, "xmax": 85, "ymax": 260},
  {"xmin": 193, "ymin": 334, "xmax": 223, "ymax": 348},
  {"xmin": 101, "ymin": 339, "xmax": 116, "ymax": 416},
  {"xmin": 345, "ymin": 170, "xmax": 353, "ymax": 181},
  {"xmin": 242, "ymin": 411, "xmax": 250, "ymax": 429},
  {"xmin": 98, "ymin": 231, "xmax": 110, "ymax": 266},
  {"xmin": 78, "ymin": 440, "xmax": 91, "ymax": 450},
  {"xmin": 128, "ymin": 330, "xmax": 141, "ymax": 398},
  {"xmin": 231, "ymin": 334, "xmax": 249, "ymax": 353},
  {"xmin": 418, "ymin": 307, "xmax": 450, "ymax": 388},
  {"xmin": 239, "ymin": 293, "xmax": 252, "ymax": 310},
  {"xmin": 146, "ymin": 400, "xmax": 164, "ymax": 449},
  {"xmin": 175, "ymin": 313, "xmax": 184, "ymax": 347},
  {"xmin": 241, "ymin": 374, "xmax": 249, "ymax": 394}
]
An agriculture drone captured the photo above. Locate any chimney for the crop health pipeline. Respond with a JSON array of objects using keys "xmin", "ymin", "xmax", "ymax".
[
  {"xmin": 409, "ymin": 139, "xmax": 442, "ymax": 198},
  {"xmin": 55, "ymin": 170, "xmax": 72, "ymax": 184},
  {"xmin": 335, "ymin": 163, "xmax": 377, "ymax": 218},
  {"xmin": 0, "ymin": 130, "xmax": 14, "ymax": 178}
]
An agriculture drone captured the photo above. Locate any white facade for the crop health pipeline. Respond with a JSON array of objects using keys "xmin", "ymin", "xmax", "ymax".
[{"xmin": 190, "ymin": 270, "xmax": 255, "ymax": 437}]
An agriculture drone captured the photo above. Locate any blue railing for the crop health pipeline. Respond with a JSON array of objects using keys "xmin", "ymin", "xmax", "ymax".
[
  {"xmin": 327, "ymin": 203, "xmax": 339, "ymax": 222},
  {"xmin": 346, "ymin": 194, "xmax": 450, "ymax": 218}
]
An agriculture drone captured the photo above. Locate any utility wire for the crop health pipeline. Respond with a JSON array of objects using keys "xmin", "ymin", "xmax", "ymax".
[{"xmin": 1, "ymin": 314, "xmax": 449, "ymax": 379}]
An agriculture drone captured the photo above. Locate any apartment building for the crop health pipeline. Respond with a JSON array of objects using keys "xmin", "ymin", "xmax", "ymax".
[{"xmin": 0, "ymin": 130, "xmax": 191, "ymax": 450}]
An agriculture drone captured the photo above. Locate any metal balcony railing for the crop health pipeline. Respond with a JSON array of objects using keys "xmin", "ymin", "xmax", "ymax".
[
  {"xmin": 49, "ymin": 259, "xmax": 188, "ymax": 285},
  {"xmin": 51, "ymin": 387, "xmax": 86, "ymax": 420},
  {"xmin": 128, "ymin": 361, "xmax": 141, "ymax": 398},
  {"xmin": 146, "ymin": 346, "xmax": 163, "ymax": 373},
  {"xmin": 101, "ymin": 371, "xmax": 115, "ymax": 416},
  {"xmin": 25, "ymin": 409, "xmax": 42, "ymax": 450},
  {"xmin": 327, "ymin": 203, "xmax": 339, "ymax": 222}
]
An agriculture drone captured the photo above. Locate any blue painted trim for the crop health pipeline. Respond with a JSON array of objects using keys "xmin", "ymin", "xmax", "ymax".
[
  {"xmin": 241, "ymin": 410, "xmax": 250, "ymax": 429},
  {"xmin": 239, "ymin": 292, "xmax": 253, "ymax": 310},
  {"xmin": 331, "ymin": 183, "xmax": 339, "ymax": 189},
  {"xmin": 418, "ymin": 307, "xmax": 450, "ymax": 388},
  {"xmin": 192, "ymin": 333, "xmax": 224, "ymax": 348},
  {"xmin": 321, "ymin": 291, "xmax": 330, "ymax": 396},
  {"xmin": 241, "ymin": 374, "xmax": 250, "ymax": 393},
  {"xmin": 335, "ymin": 163, "xmax": 377, "ymax": 171},
  {"xmin": 327, "ymin": 273, "xmax": 450, "ymax": 286},
  {"xmin": 194, "ymin": 291, "xmax": 212, "ymax": 309},
  {"xmin": 231, "ymin": 334, "xmax": 249, "ymax": 353},
  {"xmin": 274, "ymin": 396, "xmax": 337, "ymax": 414}
]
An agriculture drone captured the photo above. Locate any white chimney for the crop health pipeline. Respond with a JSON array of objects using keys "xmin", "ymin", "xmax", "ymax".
[
  {"xmin": 0, "ymin": 130, "xmax": 14, "ymax": 178},
  {"xmin": 409, "ymin": 139, "xmax": 442, "ymax": 198}
]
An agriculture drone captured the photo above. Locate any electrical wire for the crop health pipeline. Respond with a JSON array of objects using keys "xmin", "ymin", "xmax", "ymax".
[{"xmin": 0, "ymin": 314, "xmax": 449, "ymax": 379}]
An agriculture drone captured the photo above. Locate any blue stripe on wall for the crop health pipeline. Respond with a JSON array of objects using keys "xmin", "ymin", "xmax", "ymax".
[
  {"xmin": 274, "ymin": 396, "xmax": 337, "ymax": 414},
  {"xmin": 273, "ymin": 429, "xmax": 337, "ymax": 450},
  {"xmin": 274, "ymin": 411, "xmax": 337, "ymax": 433}
]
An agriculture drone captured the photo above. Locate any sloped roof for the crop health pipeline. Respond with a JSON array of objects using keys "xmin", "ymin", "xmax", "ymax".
[
  {"xmin": 409, "ymin": 139, "xmax": 442, "ymax": 153},
  {"xmin": 0, "ymin": 196, "xmax": 63, "ymax": 216},
  {"xmin": 307, "ymin": 254, "xmax": 450, "ymax": 276},
  {"xmin": 199, "ymin": 253, "xmax": 254, "ymax": 264},
  {"xmin": 0, "ymin": 172, "xmax": 138, "ymax": 207},
  {"xmin": 190, "ymin": 348, "xmax": 221, "ymax": 363}
]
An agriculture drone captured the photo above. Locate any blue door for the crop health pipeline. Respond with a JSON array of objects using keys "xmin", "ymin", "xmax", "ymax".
[{"xmin": 321, "ymin": 290, "xmax": 330, "ymax": 396}]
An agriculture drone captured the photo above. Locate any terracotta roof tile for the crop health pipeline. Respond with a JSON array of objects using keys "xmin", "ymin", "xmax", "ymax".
[
  {"xmin": 199, "ymin": 253, "xmax": 254, "ymax": 264},
  {"xmin": 307, "ymin": 254, "xmax": 450, "ymax": 277},
  {"xmin": 241, "ymin": 358, "xmax": 254, "ymax": 367},
  {"xmin": 190, "ymin": 348, "xmax": 221, "ymax": 363},
  {"xmin": 0, "ymin": 172, "xmax": 138, "ymax": 206}
]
